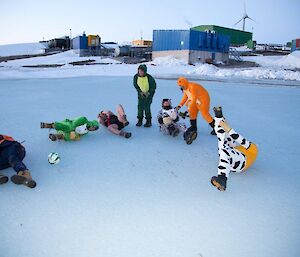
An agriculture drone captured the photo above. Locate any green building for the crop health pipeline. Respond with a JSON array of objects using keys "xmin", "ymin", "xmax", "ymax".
[{"xmin": 191, "ymin": 25, "xmax": 253, "ymax": 48}]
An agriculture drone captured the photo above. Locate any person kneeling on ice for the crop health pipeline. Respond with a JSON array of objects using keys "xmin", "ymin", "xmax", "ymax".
[
  {"xmin": 0, "ymin": 134, "xmax": 36, "ymax": 188},
  {"xmin": 176, "ymin": 77, "xmax": 216, "ymax": 145},
  {"xmin": 211, "ymin": 107, "xmax": 258, "ymax": 191},
  {"xmin": 98, "ymin": 104, "xmax": 131, "ymax": 139},
  {"xmin": 41, "ymin": 116, "xmax": 99, "ymax": 141},
  {"xmin": 157, "ymin": 99, "xmax": 186, "ymax": 137}
]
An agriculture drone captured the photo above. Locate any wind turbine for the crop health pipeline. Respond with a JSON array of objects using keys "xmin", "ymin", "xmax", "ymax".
[{"xmin": 233, "ymin": 2, "xmax": 255, "ymax": 31}]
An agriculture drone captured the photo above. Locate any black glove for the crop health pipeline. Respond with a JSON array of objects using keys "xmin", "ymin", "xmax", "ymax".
[
  {"xmin": 158, "ymin": 117, "xmax": 163, "ymax": 124},
  {"xmin": 179, "ymin": 111, "xmax": 189, "ymax": 119}
]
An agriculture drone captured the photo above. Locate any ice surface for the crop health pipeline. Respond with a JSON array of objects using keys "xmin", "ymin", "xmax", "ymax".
[{"xmin": 0, "ymin": 76, "xmax": 299, "ymax": 257}]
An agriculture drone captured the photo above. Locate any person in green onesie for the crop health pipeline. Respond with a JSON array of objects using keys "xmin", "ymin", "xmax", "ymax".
[
  {"xmin": 40, "ymin": 117, "xmax": 99, "ymax": 141},
  {"xmin": 133, "ymin": 64, "xmax": 156, "ymax": 127}
]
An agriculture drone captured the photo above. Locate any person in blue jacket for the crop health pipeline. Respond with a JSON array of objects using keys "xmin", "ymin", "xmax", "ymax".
[{"xmin": 0, "ymin": 134, "xmax": 36, "ymax": 188}]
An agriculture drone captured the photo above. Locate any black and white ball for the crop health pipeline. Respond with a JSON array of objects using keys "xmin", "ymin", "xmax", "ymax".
[{"xmin": 48, "ymin": 152, "xmax": 60, "ymax": 165}]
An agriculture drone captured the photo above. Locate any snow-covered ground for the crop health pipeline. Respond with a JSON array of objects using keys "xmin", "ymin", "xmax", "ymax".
[
  {"xmin": 0, "ymin": 76, "xmax": 299, "ymax": 257},
  {"xmin": 0, "ymin": 42, "xmax": 48, "ymax": 57},
  {"xmin": 0, "ymin": 49, "xmax": 300, "ymax": 83}
]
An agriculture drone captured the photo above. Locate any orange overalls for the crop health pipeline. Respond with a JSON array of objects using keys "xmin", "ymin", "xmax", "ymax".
[{"xmin": 177, "ymin": 77, "xmax": 213, "ymax": 124}]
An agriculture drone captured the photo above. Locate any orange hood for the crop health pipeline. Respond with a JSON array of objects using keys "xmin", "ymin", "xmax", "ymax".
[{"xmin": 177, "ymin": 77, "xmax": 189, "ymax": 90}]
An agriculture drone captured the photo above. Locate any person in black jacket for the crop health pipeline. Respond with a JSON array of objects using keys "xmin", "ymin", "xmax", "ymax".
[
  {"xmin": 133, "ymin": 64, "xmax": 156, "ymax": 127},
  {"xmin": 0, "ymin": 134, "xmax": 36, "ymax": 188}
]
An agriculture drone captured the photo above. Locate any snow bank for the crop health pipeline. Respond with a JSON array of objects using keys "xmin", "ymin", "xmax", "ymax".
[
  {"xmin": 188, "ymin": 64, "xmax": 300, "ymax": 81},
  {"xmin": 0, "ymin": 43, "xmax": 48, "ymax": 57},
  {"xmin": 1, "ymin": 50, "xmax": 121, "ymax": 66}
]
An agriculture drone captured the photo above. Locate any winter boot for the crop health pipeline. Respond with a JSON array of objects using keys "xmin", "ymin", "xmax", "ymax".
[
  {"xmin": 213, "ymin": 106, "xmax": 223, "ymax": 118},
  {"xmin": 0, "ymin": 174, "xmax": 9, "ymax": 184},
  {"xmin": 209, "ymin": 120, "xmax": 216, "ymax": 135},
  {"xmin": 41, "ymin": 122, "xmax": 54, "ymax": 129},
  {"xmin": 136, "ymin": 118, "xmax": 143, "ymax": 127},
  {"xmin": 144, "ymin": 118, "xmax": 152, "ymax": 128},
  {"xmin": 184, "ymin": 119, "xmax": 197, "ymax": 144},
  {"xmin": 211, "ymin": 173, "xmax": 227, "ymax": 191},
  {"xmin": 49, "ymin": 133, "xmax": 64, "ymax": 141},
  {"xmin": 11, "ymin": 170, "xmax": 36, "ymax": 189},
  {"xmin": 120, "ymin": 131, "xmax": 132, "ymax": 139}
]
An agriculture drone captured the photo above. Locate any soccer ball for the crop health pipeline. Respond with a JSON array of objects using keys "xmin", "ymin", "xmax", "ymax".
[{"xmin": 48, "ymin": 152, "xmax": 60, "ymax": 165}]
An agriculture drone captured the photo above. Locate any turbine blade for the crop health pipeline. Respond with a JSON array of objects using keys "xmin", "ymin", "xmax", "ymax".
[
  {"xmin": 247, "ymin": 16, "xmax": 255, "ymax": 22},
  {"xmin": 233, "ymin": 18, "xmax": 244, "ymax": 26}
]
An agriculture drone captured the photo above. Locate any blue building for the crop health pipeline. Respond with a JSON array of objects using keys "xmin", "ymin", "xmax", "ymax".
[
  {"xmin": 152, "ymin": 29, "xmax": 230, "ymax": 64},
  {"xmin": 72, "ymin": 33, "xmax": 101, "ymax": 56}
]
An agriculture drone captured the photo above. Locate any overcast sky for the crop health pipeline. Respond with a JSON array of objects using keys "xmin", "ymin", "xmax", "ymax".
[{"xmin": 0, "ymin": 0, "xmax": 299, "ymax": 45}]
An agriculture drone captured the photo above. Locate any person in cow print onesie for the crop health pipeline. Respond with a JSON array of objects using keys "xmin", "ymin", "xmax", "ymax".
[
  {"xmin": 157, "ymin": 99, "xmax": 186, "ymax": 137},
  {"xmin": 211, "ymin": 107, "xmax": 258, "ymax": 191}
]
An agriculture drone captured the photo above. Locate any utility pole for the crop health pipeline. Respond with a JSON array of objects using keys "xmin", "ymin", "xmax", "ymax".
[{"xmin": 69, "ymin": 28, "xmax": 72, "ymax": 49}]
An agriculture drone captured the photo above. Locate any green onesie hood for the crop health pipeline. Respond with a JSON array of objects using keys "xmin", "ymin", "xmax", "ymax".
[{"xmin": 138, "ymin": 64, "xmax": 147, "ymax": 74}]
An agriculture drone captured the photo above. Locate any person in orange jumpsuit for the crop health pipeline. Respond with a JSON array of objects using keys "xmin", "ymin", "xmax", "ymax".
[{"xmin": 176, "ymin": 77, "xmax": 215, "ymax": 144}]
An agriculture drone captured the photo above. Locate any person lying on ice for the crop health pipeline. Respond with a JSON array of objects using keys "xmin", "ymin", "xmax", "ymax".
[
  {"xmin": 211, "ymin": 107, "xmax": 258, "ymax": 191},
  {"xmin": 98, "ymin": 104, "xmax": 131, "ymax": 139},
  {"xmin": 0, "ymin": 134, "xmax": 36, "ymax": 188},
  {"xmin": 176, "ymin": 77, "xmax": 215, "ymax": 144},
  {"xmin": 157, "ymin": 99, "xmax": 186, "ymax": 137},
  {"xmin": 41, "ymin": 116, "xmax": 99, "ymax": 141}
]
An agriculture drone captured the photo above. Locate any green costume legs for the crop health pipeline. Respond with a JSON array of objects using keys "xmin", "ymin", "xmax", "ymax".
[
  {"xmin": 54, "ymin": 119, "xmax": 72, "ymax": 131},
  {"xmin": 137, "ymin": 96, "xmax": 153, "ymax": 119}
]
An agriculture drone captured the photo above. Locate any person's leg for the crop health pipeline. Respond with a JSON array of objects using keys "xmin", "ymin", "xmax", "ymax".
[
  {"xmin": 108, "ymin": 124, "xmax": 131, "ymax": 138},
  {"xmin": 49, "ymin": 133, "xmax": 65, "ymax": 141},
  {"xmin": 144, "ymin": 96, "xmax": 153, "ymax": 127},
  {"xmin": 6, "ymin": 144, "xmax": 27, "ymax": 174},
  {"xmin": 116, "ymin": 104, "xmax": 129, "ymax": 126},
  {"xmin": 53, "ymin": 120, "xmax": 71, "ymax": 131},
  {"xmin": 136, "ymin": 98, "xmax": 144, "ymax": 126},
  {"xmin": 40, "ymin": 122, "xmax": 54, "ymax": 129},
  {"xmin": 211, "ymin": 148, "xmax": 232, "ymax": 191},
  {"xmin": 187, "ymin": 104, "xmax": 198, "ymax": 132},
  {"xmin": 107, "ymin": 124, "xmax": 122, "ymax": 135},
  {"xmin": 137, "ymin": 98, "xmax": 144, "ymax": 120},
  {"xmin": 198, "ymin": 100, "xmax": 213, "ymax": 124},
  {"xmin": 9, "ymin": 144, "xmax": 36, "ymax": 188},
  {"xmin": 0, "ymin": 159, "xmax": 11, "ymax": 170},
  {"xmin": 228, "ymin": 128, "xmax": 251, "ymax": 149}
]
